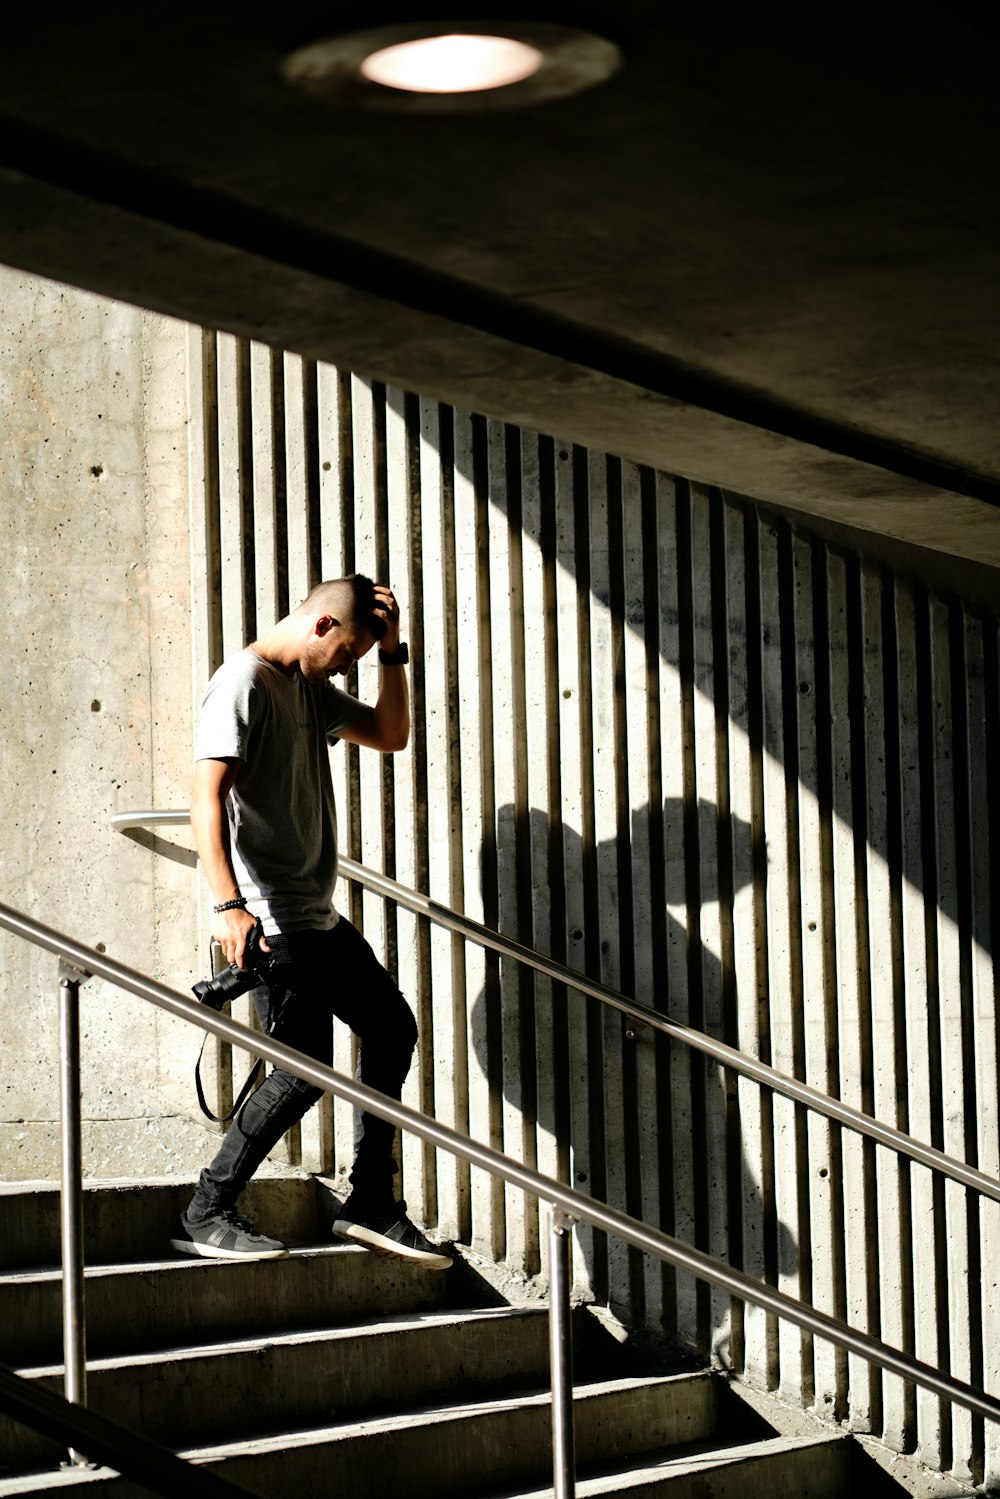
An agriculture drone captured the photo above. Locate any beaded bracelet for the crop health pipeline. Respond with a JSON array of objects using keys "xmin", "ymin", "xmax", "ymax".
[{"xmin": 213, "ymin": 897, "xmax": 248, "ymax": 913}]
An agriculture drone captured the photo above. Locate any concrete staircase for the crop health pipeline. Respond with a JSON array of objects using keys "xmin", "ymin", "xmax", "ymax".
[{"xmin": 0, "ymin": 1175, "xmax": 905, "ymax": 1499}]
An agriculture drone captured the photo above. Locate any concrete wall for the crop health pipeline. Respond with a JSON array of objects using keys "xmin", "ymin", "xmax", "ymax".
[
  {"xmin": 3, "ymin": 283, "xmax": 998, "ymax": 1489},
  {"xmin": 0, "ymin": 267, "xmax": 209, "ymax": 1178}
]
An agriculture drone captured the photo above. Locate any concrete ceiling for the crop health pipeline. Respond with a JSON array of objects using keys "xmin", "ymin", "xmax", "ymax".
[{"xmin": 2, "ymin": 3, "xmax": 999, "ymax": 571}]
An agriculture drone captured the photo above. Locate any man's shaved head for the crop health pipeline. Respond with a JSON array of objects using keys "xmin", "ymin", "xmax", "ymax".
[{"xmin": 293, "ymin": 575, "xmax": 387, "ymax": 641}]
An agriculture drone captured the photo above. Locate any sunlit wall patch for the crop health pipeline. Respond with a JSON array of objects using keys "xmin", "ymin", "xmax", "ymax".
[{"xmin": 281, "ymin": 22, "xmax": 622, "ymax": 112}]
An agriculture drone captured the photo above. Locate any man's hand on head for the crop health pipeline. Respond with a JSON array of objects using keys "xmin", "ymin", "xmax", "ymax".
[
  {"xmin": 213, "ymin": 906, "xmax": 270, "ymax": 970},
  {"xmin": 372, "ymin": 585, "xmax": 401, "ymax": 652}
]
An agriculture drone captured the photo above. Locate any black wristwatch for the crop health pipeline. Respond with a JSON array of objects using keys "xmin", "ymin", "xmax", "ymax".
[{"xmin": 379, "ymin": 642, "xmax": 409, "ymax": 665}]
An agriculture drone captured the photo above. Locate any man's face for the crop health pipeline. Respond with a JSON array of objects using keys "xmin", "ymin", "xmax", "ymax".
[{"xmin": 300, "ymin": 616, "xmax": 376, "ymax": 684}]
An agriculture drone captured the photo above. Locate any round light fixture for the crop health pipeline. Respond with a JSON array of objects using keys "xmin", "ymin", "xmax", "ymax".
[
  {"xmin": 359, "ymin": 34, "xmax": 544, "ymax": 94},
  {"xmin": 282, "ymin": 22, "xmax": 621, "ymax": 113}
]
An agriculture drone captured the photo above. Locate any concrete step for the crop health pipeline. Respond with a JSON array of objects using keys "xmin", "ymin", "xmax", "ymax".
[
  {"xmin": 0, "ymin": 1373, "xmax": 721, "ymax": 1499},
  {"xmin": 0, "ymin": 1175, "xmax": 327, "ymax": 1270},
  {"xmin": 0, "ymin": 1304, "xmax": 551, "ymax": 1469},
  {"xmin": 490, "ymin": 1429, "xmax": 853, "ymax": 1498},
  {"xmin": 0, "ymin": 1243, "xmax": 449, "ymax": 1363}
]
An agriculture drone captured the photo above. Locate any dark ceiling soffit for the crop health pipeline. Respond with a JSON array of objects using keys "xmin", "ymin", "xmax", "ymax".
[{"xmin": 2, "ymin": 113, "xmax": 997, "ymax": 509}]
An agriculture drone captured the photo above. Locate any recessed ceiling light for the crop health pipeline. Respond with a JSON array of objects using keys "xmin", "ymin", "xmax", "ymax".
[
  {"xmin": 359, "ymin": 34, "xmax": 544, "ymax": 94},
  {"xmin": 282, "ymin": 23, "xmax": 621, "ymax": 113}
]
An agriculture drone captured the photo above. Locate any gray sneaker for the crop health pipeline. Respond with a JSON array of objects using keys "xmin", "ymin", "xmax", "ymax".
[
  {"xmin": 332, "ymin": 1196, "xmax": 452, "ymax": 1270},
  {"xmin": 170, "ymin": 1209, "xmax": 287, "ymax": 1260}
]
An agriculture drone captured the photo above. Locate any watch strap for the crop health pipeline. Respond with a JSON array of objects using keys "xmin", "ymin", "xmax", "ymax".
[{"xmin": 379, "ymin": 642, "xmax": 409, "ymax": 665}]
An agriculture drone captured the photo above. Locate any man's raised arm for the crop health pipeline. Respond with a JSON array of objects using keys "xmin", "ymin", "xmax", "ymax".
[{"xmin": 340, "ymin": 583, "xmax": 410, "ymax": 753}]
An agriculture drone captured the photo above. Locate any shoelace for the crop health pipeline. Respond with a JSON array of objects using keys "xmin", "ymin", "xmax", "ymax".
[{"xmin": 221, "ymin": 1213, "xmax": 258, "ymax": 1234}]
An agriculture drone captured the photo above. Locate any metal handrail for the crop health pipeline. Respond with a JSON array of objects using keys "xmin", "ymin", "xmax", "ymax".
[
  {"xmin": 2, "ymin": 896, "xmax": 1000, "ymax": 1447},
  {"xmin": 110, "ymin": 809, "xmax": 1000, "ymax": 1207}
]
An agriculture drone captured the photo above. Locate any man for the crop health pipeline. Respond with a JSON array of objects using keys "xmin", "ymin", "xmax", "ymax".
[{"xmin": 171, "ymin": 574, "xmax": 451, "ymax": 1269}]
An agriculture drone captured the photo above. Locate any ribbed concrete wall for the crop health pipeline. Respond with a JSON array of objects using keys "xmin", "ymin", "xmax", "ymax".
[{"xmin": 188, "ymin": 337, "xmax": 1000, "ymax": 1487}]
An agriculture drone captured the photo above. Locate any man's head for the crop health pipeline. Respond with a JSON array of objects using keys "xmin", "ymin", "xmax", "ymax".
[{"xmin": 293, "ymin": 574, "xmax": 387, "ymax": 684}]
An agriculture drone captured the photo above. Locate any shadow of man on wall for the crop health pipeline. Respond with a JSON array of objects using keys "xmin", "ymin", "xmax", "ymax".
[{"xmin": 465, "ymin": 797, "xmax": 796, "ymax": 1369}]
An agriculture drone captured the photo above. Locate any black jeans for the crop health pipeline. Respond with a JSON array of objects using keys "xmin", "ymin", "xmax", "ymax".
[{"xmin": 189, "ymin": 919, "xmax": 417, "ymax": 1221}]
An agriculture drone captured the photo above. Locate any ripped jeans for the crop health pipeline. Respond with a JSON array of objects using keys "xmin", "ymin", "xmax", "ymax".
[{"xmin": 188, "ymin": 918, "xmax": 417, "ymax": 1222}]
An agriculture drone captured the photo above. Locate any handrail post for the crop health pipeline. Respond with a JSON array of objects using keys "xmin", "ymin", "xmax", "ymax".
[
  {"xmin": 58, "ymin": 964, "xmax": 90, "ymax": 1469},
  {"xmin": 549, "ymin": 1207, "xmax": 576, "ymax": 1499}
]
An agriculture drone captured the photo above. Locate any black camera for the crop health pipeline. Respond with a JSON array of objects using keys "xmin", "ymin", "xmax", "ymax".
[{"xmin": 192, "ymin": 920, "xmax": 272, "ymax": 1010}]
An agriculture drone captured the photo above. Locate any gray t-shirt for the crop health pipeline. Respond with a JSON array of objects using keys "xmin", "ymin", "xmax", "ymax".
[{"xmin": 195, "ymin": 650, "xmax": 364, "ymax": 934}]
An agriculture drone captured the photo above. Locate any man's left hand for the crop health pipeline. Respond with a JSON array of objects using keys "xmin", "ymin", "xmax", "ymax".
[{"xmin": 373, "ymin": 585, "xmax": 401, "ymax": 652}]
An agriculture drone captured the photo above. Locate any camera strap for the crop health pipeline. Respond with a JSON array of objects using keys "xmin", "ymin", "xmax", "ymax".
[{"xmin": 194, "ymin": 1034, "xmax": 264, "ymax": 1124}]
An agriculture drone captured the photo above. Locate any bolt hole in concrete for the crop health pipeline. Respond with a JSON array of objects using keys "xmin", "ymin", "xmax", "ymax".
[
  {"xmin": 90, "ymin": 465, "xmax": 103, "ymax": 478},
  {"xmin": 281, "ymin": 23, "xmax": 621, "ymax": 113}
]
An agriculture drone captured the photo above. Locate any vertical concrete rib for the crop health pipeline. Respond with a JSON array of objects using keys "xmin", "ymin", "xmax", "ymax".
[
  {"xmin": 828, "ymin": 551, "xmax": 876, "ymax": 1431},
  {"xmin": 757, "ymin": 519, "xmax": 804, "ymax": 1404},
  {"xmin": 521, "ymin": 432, "xmax": 559, "ymax": 1273},
  {"xmin": 793, "ymin": 534, "xmax": 838, "ymax": 1415},
  {"xmin": 554, "ymin": 440, "xmax": 596, "ymax": 1295},
  {"xmin": 930, "ymin": 597, "xmax": 973, "ymax": 1481},
  {"xmin": 486, "ymin": 417, "xmax": 535, "ymax": 1270},
  {"xmin": 860, "ymin": 561, "xmax": 910, "ymax": 1451},
  {"xmin": 417, "ymin": 395, "xmax": 464, "ymax": 1240},
  {"xmin": 896, "ymin": 581, "xmax": 943, "ymax": 1467},
  {"xmin": 724, "ymin": 497, "xmax": 769, "ymax": 1388},
  {"xmin": 621, "ymin": 458, "xmax": 662, "ymax": 1330},
  {"xmin": 249, "ymin": 343, "xmax": 279, "ymax": 633},
  {"xmin": 689, "ymin": 482, "xmax": 730, "ymax": 1359},
  {"xmin": 657, "ymin": 474, "xmax": 695, "ymax": 1344},
  {"xmin": 215, "ymin": 334, "xmax": 248, "ymax": 659},
  {"xmin": 282, "ymin": 355, "xmax": 311, "ymax": 612},
  {"xmin": 967, "ymin": 614, "xmax": 1000, "ymax": 1489},
  {"xmin": 589, "ymin": 451, "xmax": 630, "ymax": 1310},
  {"xmin": 454, "ymin": 405, "xmax": 499, "ymax": 1256},
  {"xmin": 316, "ymin": 363, "xmax": 348, "ymax": 584}
]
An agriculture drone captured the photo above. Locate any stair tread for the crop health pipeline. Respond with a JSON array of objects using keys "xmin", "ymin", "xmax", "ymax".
[
  {"xmin": 490, "ymin": 1429, "xmax": 851, "ymax": 1497},
  {"xmin": 13, "ymin": 1304, "xmax": 545, "ymax": 1376},
  {"xmin": 182, "ymin": 1371, "xmax": 711, "ymax": 1458},
  {"xmin": 0, "ymin": 1241, "xmax": 453, "ymax": 1364},
  {"xmin": 0, "ymin": 1174, "xmax": 330, "ymax": 1272},
  {"xmin": 0, "ymin": 1402, "xmax": 835, "ymax": 1499},
  {"xmin": 0, "ymin": 1242, "xmax": 373, "ymax": 1281}
]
